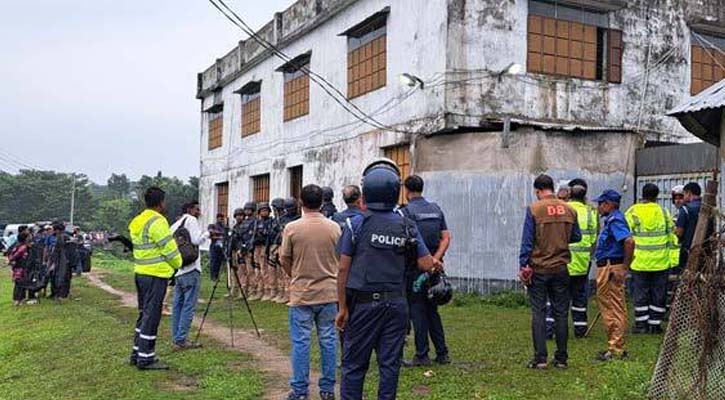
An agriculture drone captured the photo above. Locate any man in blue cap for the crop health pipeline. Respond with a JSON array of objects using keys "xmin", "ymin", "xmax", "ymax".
[{"xmin": 593, "ymin": 189, "xmax": 635, "ymax": 361}]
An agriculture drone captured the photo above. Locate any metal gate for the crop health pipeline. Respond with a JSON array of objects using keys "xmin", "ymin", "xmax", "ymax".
[{"xmin": 636, "ymin": 142, "xmax": 718, "ymax": 214}]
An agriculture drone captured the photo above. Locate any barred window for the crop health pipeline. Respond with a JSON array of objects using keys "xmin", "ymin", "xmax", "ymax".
[
  {"xmin": 236, "ymin": 81, "xmax": 262, "ymax": 137},
  {"xmin": 252, "ymin": 174, "xmax": 270, "ymax": 203},
  {"xmin": 384, "ymin": 144, "xmax": 410, "ymax": 205},
  {"xmin": 208, "ymin": 111, "xmax": 223, "ymax": 150},
  {"xmin": 280, "ymin": 55, "xmax": 311, "ymax": 122},
  {"xmin": 527, "ymin": 1, "xmax": 621, "ymax": 83},
  {"xmin": 216, "ymin": 182, "xmax": 229, "ymax": 218},
  {"xmin": 691, "ymin": 32, "xmax": 725, "ymax": 95},
  {"xmin": 343, "ymin": 10, "xmax": 388, "ymax": 99}
]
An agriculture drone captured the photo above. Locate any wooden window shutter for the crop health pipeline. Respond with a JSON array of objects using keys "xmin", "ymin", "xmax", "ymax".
[{"xmin": 608, "ymin": 29, "xmax": 623, "ymax": 83}]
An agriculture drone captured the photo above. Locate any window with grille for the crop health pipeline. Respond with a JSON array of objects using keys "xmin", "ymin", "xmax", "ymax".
[
  {"xmin": 527, "ymin": 1, "xmax": 621, "ymax": 83},
  {"xmin": 252, "ymin": 174, "xmax": 270, "ymax": 203},
  {"xmin": 216, "ymin": 182, "xmax": 229, "ymax": 218},
  {"xmin": 289, "ymin": 166, "xmax": 303, "ymax": 200},
  {"xmin": 280, "ymin": 55, "xmax": 311, "ymax": 122},
  {"xmin": 343, "ymin": 10, "xmax": 388, "ymax": 99},
  {"xmin": 384, "ymin": 144, "xmax": 411, "ymax": 205},
  {"xmin": 237, "ymin": 81, "xmax": 262, "ymax": 137},
  {"xmin": 691, "ymin": 32, "xmax": 725, "ymax": 95},
  {"xmin": 208, "ymin": 111, "xmax": 223, "ymax": 150}
]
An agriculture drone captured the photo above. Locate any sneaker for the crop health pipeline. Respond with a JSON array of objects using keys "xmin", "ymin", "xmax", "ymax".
[
  {"xmin": 552, "ymin": 359, "xmax": 568, "ymax": 369},
  {"xmin": 320, "ymin": 391, "xmax": 335, "ymax": 400},
  {"xmin": 526, "ymin": 359, "xmax": 548, "ymax": 369},
  {"xmin": 137, "ymin": 360, "xmax": 170, "ymax": 370},
  {"xmin": 434, "ymin": 354, "xmax": 451, "ymax": 365},
  {"xmin": 26, "ymin": 299, "xmax": 38, "ymax": 305},
  {"xmin": 596, "ymin": 351, "xmax": 628, "ymax": 362},
  {"xmin": 173, "ymin": 342, "xmax": 203, "ymax": 352},
  {"xmin": 403, "ymin": 355, "xmax": 433, "ymax": 367},
  {"xmin": 284, "ymin": 391, "xmax": 308, "ymax": 400}
]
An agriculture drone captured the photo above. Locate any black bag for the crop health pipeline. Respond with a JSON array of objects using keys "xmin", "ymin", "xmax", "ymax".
[{"xmin": 174, "ymin": 217, "xmax": 199, "ymax": 266}]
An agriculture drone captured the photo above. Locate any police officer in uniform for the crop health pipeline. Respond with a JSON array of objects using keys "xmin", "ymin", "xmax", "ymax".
[
  {"xmin": 336, "ymin": 159, "xmax": 439, "ymax": 400},
  {"xmin": 254, "ymin": 202, "xmax": 276, "ymax": 301},
  {"xmin": 399, "ymin": 175, "xmax": 452, "ymax": 367},
  {"xmin": 228, "ymin": 207, "xmax": 247, "ymax": 297},
  {"xmin": 625, "ymin": 183, "xmax": 673, "ymax": 334},
  {"xmin": 321, "ymin": 186, "xmax": 338, "ymax": 218},
  {"xmin": 235, "ymin": 202, "xmax": 258, "ymax": 300},
  {"xmin": 332, "ymin": 185, "xmax": 365, "ymax": 229},
  {"xmin": 275, "ymin": 197, "xmax": 301, "ymax": 303}
]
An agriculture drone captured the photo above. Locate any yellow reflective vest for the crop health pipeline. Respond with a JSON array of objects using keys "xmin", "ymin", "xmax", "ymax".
[
  {"xmin": 567, "ymin": 201, "xmax": 597, "ymax": 276},
  {"xmin": 129, "ymin": 209, "xmax": 182, "ymax": 278},
  {"xmin": 624, "ymin": 202, "xmax": 673, "ymax": 272}
]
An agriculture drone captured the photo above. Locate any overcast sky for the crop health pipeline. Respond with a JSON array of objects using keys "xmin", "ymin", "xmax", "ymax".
[{"xmin": 0, "ymin": 0, "xmax": 295, "ymax": 184}]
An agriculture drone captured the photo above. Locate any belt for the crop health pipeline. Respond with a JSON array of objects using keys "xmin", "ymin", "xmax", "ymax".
[
  {"xmin": 352, "ymin": 291, "xmax": 404, "ymax": 304},
  {"xmin": 597, "ymin": 258, "xmax": 624, "ymax": 267}
]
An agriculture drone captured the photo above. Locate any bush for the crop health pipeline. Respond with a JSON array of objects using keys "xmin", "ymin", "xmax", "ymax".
[{"xmin": 451, "ymin": 290, "xmax": 529, "ymax": 308}]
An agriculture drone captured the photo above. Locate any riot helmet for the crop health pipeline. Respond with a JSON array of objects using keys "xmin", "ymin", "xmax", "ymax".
[
  {"xmin": 284, "ymin": 197, "xmax": 299, "ymax": 215},
  {"xmin": 427, "ymin": 273, "xmax": 453, "ymax": 306},
  {"xmin": 233, "ymin": 208, "xmax": 245, "ymax": 217},
  {"xmin": 257, "ymin": 202, "xmax": 271, "ymax": 213},
  {"xmin": 243, "ymin": 202, "xmax": 257, "ymax": 212},
  {"xmin": 321, "ymin": 186, "xmax": 334, "ymax": 202},
  {"xmin": 271, "ymin": 198, "xmax": 285, "ymax": 210},
  {"xmin": 362, "ymin": 158, "xmax": 401, "ymax": 211}
]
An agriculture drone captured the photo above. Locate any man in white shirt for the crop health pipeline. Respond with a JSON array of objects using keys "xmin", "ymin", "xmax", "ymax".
[{"xmin": 170, "ymin": 201, "xmax": 209, "ymax": 350}]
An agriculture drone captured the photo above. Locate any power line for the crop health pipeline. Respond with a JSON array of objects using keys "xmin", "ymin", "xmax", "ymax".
[
  {"xmin": 0, "ymin": 149, "xmax": 41, "ymax": 170},
  {"xmin": 208, "ymin": 0, "xmax": 421, "ymax": 135}
]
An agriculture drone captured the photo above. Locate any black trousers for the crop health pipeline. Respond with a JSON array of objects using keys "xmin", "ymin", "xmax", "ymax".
[
  {"xmin": 546, "ymin": 274, "xmax": 589, "ymax": 337},
  {"xmin": 408, "ymin": 293, "xmax": 448, "ymax": 359},
  {"xmin": 131, "ymin": 274, "xmax": 168, "ymax": 366},
  {"xmin": 631, "ymin": 270, "xmax": 668, "ymax": 329},
  {"xmin": 529, "ymin": 270, "xmax": 570, "ymax": 363}
]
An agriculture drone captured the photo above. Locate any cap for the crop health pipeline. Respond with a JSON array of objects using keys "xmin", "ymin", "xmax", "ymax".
[
  {"xmin": 594, "ymin": 189, "xmax": 622, "ymax": 204},
  {"xmin": 671, "ymin": 185, "xmax": 685, "ymax": 195}
]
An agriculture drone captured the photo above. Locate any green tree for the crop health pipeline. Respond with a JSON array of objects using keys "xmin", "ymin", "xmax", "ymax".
[
  {"xmin": 107, "ymin": 173, "xmax": 131, "ymax": 199},
  {"xmin": 133, "ymin": 172, "xmax": 199, "ymax": 221},
  {"xmin": 91, "ymin": 198, "xmax": 134, "ymax": 235}
]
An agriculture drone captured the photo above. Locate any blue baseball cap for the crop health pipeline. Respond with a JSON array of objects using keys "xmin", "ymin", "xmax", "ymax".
[{"xmin": 594, "ymin": 189, "xmax": 622, "ymax": 204}]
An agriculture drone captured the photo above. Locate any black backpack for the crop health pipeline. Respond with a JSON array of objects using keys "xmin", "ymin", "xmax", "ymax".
[{"xmin": 174, "ymin": 217, "xmax": 199, "ymax": 266}]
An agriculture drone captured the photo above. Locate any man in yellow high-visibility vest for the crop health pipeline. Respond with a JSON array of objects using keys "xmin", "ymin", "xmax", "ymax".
[
  {"xmin": 625, "ymin": 183, "xmax": 673, "ymax": 335},
  {"xmin": 566, "ymin": 180, "xmax": 598, "ymax": 338},
  {"xmin": 129, "ymin": 187, "xmax": 182, "ymax": 370}
]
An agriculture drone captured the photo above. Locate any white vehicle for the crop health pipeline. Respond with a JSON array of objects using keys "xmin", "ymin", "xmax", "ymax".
[{"xmin": 2, "ymin": 223, "xmax": 33, "ymax": 250}]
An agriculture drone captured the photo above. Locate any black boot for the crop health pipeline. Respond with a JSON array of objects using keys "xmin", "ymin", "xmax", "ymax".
[
  {"xmin": 137, "ymin": 360, "xmax": 169, "ymax": 370},
  {"xmin": 403, "ymin": 355, "xmax": 432, "ymax": 367}
]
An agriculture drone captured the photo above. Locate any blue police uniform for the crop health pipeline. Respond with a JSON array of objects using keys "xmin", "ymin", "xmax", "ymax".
[
  {"xmin": 338, "ymin": 211, "xmax": 429, "ymax": 400},
  {"xmin": 399, "ymin": 197, "xmax": 449, "ymax": 361},
  {"xmin": 332, "ymin": 206, "xmax": 365, "ymax": 229},
  {"xmin": 595, "ymin": 210, "xmax": 630, "ymax": 263}
]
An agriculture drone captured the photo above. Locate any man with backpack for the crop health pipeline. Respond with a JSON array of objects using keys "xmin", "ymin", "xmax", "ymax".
[{"xmin": 170, "ymin": 201, "xmax": 209, "ymax": 351}]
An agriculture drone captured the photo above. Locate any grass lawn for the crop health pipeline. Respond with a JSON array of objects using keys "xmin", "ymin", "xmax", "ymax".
[
  {"xmin": 0, "ymin": 259, "xmax": 264, "ymax": 400},
  {"xmin": 93, "ymin": 252, "xmax": 662, "ymax": 399}
]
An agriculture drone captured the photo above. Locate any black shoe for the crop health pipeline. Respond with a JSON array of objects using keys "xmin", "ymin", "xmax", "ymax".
[
  {"xmin": 632, "ymin": 326, "xmax": 648, "ymax": 334},
  {"xmin": 129, "ymin": 357, "xmax": 137, "ymax": 366},
  {"xmin": 137, "ymin": 360, "xmax": 170, "ymax": 370},
  {"xmin": 552, "ymin": 359, "xmax": 568, "ymax": 369},
  {"xmin": 526, "ymin": 359, "xmax": 548, "ymax": 369},
  {"xmin": 574, "ymin": 332, "xmax": 586, "ymax": 339},
  {"xmin": 596, "ymin": 351, "xmax": 628, "ymax": 362},
  {"xmin": 435, "ymin": 354, "xmax": 451, "ymax": 365},
  {"xmin": 320, "ymin": 391, "xmax": 335, "ymax": 400},
  {"xmin": 649, "ymin": 325, "xmax": 664, "ymax": 335},
  {"xmin": 284, "ymin": 391, "xmax": 309, "ymax": 400},
  {"xmin": 403, "ymin": 355, "xmax": 433, "ymax": 367}
]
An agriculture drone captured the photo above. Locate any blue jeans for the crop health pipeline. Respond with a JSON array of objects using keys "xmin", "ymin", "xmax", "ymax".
[
  {"xmin": 289, "ymin": 303, "xmax": 338, "ymax": 396},
  {"xmin": 171, "ymin": 270, "xmax": 200, "ymax": 345}
]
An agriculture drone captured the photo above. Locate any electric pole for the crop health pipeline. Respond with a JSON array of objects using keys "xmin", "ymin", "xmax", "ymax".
[{"xmin": 70, "ymin": 175, "xmax": 76, "ymax": 227}]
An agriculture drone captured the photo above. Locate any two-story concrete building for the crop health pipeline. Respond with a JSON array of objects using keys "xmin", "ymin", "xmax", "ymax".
[{"xmin": 197, "ymin": 0, "xmax": 724, "ymax": 292}]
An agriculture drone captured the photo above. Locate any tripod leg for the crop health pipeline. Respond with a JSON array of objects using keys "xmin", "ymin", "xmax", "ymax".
[
  {"xmin": 194, "ymin": 277, "xmax": 221, "ymax": 344},
  {"xmin": 227, "ymin": 280, "xmax": 235, "ymax": 348},
  {"xmin": 233, "ymin": 265, "xmax": 262, "ymax": 338}
]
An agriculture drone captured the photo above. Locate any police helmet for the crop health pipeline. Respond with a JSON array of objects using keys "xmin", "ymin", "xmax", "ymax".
[
  {"xmin": 321, "ymin": 186, "xmax": 334, "ymax": 202},
  {"xmin": 257, "ymin": 202, "xmax": 271, "ymax": 212},
  {"xmin": 427, "ymin": 273, "xmax": 453, "ymax": 306},
  {"xmin": 243, "ymin": 201, "xmax": 257, "ymax": 212},
  {"xmin": 284, "ymin": 197, "xmax": 298, "ymax": 212},
  {"xmin": 362, "ymin": 158, "xmax": 401, "ymax": 211},
  {"xmin": 271, "ymin": 198, "xmax": 285, "ymax": 210},
  {"xmin": 233, "ymin": 208, "xmax": 245, "ymax": 217}
]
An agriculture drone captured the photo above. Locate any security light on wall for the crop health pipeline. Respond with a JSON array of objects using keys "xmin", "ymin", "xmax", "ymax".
[{"xmin": 398, "ymin": 73, "xmax": 425, "ymax": 89}]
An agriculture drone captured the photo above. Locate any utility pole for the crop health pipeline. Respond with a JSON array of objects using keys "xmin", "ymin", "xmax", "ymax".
[{"xmin": 70, "ymin": 175, "xmax": 76, "ymax": 227}]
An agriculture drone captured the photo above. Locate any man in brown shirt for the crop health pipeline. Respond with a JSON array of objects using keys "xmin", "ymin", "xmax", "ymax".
[
  {"xmin": 519, "ymin": 174, "xmax": 581, "ymax": 370},
  {"xmin": 279, "ymin": 184, "xmax": 341, "ymax": 400}
]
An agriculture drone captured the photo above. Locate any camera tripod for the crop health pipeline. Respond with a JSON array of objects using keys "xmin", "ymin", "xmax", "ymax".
[{"xmin": 194, "ymin": 257, "xmax": 261, "ymax": 347}]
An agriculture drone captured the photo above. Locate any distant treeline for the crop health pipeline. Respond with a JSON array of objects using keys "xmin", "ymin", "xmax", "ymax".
[{"xmin": 0, "ymin": 171, "xmax": 198, "ymax": 234}]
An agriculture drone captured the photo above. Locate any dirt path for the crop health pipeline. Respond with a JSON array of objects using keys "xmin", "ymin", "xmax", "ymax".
[{"xmin": 86, "ymin": 271, "xmax": 320, "ymax": 400}]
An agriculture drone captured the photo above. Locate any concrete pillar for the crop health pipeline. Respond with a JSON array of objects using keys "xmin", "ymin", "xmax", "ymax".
[{"xmin": 720, "ymin": 112, "xmax": 725, "ymax": 211}]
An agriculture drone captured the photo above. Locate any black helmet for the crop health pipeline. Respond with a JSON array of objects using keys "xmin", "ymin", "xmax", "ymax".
[
  {"xmin": 243, "ymin": 202, "xmax": 257, "ymax": 212},
  {"xmin": 257, "ymin": 202, "xmax": 271, "ymax": 212},
  {"xmin": 271, "ymin": 198, "xmax": 285, "ymax": 210},
  {"xmin": 427, "ymin": 273, "xmax": 453, "ymax": 306},
  {"xmin": 362, "ymin": 158, "xmax": 400, "ymax": 211},
  {"xmin": 233, "ymin": 208, "xmax": 245, "ymax": 217},
  {"xmin": 321, "ymin": 186, "xmax": 334, "ymax": 202},
  {"xmin": 284, "ymin": 197, "xmax": 298, "ymax": 212}
]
